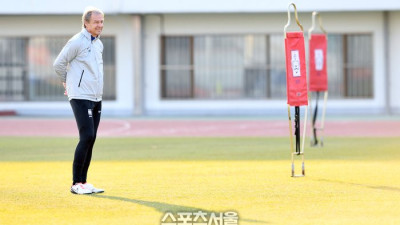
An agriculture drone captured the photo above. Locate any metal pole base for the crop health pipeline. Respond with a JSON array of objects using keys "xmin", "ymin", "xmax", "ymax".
[
  {"xmin": 310, "ymin": 91, "xmax": 328, "ymax": 148},
  {"xmin": 288, "ymin": 104, "xmax": 307, "ymax": 177},
  {"xmin": 310, "ymin": 128, "xmax": 324, "ymax": 147},
  {"xmin": 291, "ymin": 152, "xmax": 305, "ymax": 177}
]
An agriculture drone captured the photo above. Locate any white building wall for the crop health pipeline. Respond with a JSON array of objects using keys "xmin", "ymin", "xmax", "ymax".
[
  {"xmin": 0, "ymin": 10, "xmax": 395, "ymax": 116},
  {"xmin": 0, "ymin": 15, "xmax": 136, "ymax": 116},
  {"xmin": 143, "ymin": 12, "xmax": 387, "ymax": 115},
  {"xmin": 389, "ymin": 11, "xmax": 400, "ymax": 113},
  {"xmin": 2, "ymin": 0, "xmax": 400, "ymax": 14}
]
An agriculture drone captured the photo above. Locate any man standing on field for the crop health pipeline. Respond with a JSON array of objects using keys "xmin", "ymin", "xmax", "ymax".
[{"xmin": 53, "ymin": 6, "xmax": 105, "ymax": 195}]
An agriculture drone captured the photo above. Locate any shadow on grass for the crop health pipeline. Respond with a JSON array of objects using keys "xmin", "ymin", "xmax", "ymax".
[
  {"xmin": 315, "ymin": 178, "xmax": 400, "ymax": 193},
  {"xmin": 90, "ymin": 194, "xmax": 269, "ymax": 224}
]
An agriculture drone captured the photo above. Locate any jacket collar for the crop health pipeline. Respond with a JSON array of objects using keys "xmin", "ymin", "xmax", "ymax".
[{"xmin": 81, "ymin": 28, "xmax": 100, "ymax": 41}]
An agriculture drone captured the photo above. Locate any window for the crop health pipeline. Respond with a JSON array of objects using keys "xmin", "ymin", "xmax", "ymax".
[
  {"xmin": 327, "ymin": 34, "xmax": 373, "ymax": 98},
  {"xmin": 0, "ymin": 38, "xmax": 27, "ymax": 101},
  {"xmin": 0, "ymin": 36, "xmax": 116, "ymax": 101},
  {"xmin": 161, "ymin": 33, "xmax": 373, "ymax": 100},
  {"xmin": 161, "ymin": 35, "xmax": 285, "ymax": 99},
  {"xmin": 161, "ymin": 36, "xmax": 193, "ymax": 98}
]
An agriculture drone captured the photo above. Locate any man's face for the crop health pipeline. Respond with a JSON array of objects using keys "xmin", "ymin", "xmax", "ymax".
[{"xmin": 85, "ymin": 12, "xmax": 104, "ymax": 37}]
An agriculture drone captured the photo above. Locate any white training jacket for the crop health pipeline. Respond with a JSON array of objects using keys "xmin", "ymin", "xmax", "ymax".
[{"xmin": 53, "ymin": 28, "xmax": 104, "ymax": 102}]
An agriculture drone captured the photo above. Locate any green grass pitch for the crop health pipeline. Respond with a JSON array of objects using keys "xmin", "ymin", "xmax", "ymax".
[{"xmin": 1, "ymin": 137, "xmax": 400, "ymax": 225}]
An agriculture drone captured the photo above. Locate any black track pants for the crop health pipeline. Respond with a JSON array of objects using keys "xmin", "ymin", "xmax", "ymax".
[{"xmin": 69, "ymin": 99, "xmax": 102, "ymax": 185}]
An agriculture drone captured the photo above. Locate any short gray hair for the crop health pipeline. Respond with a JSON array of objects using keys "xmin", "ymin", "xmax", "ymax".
[{"xmin": 82, "ymin": 6, "xmax": 104, "ymax": 28}]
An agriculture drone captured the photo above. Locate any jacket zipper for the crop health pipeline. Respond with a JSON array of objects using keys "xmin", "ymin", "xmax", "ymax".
[{"xmin": 78, "ymin": 70, "xmax": 84, "ymax": 87}]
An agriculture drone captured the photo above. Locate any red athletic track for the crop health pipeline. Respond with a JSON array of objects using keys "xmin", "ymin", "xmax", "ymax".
[{"xmin": 0, "ymin": 118, "xmax": 399, "ymax": 137}]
